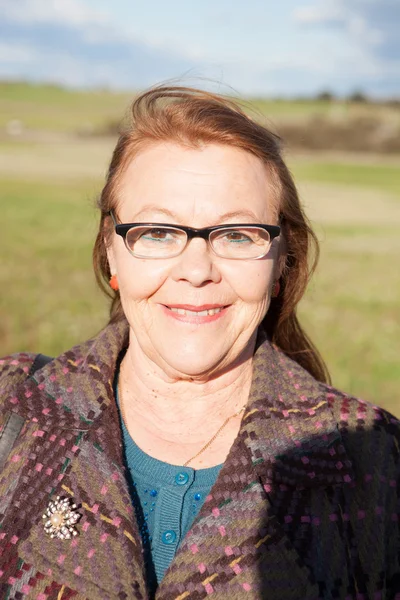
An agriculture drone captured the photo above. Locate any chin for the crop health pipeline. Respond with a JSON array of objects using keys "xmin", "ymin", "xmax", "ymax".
[{"xmin": 157, "ymin": 344, "xmax": 232, "ymax": 379}]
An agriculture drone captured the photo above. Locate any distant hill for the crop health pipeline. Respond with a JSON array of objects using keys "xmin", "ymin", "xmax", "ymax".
[{"xmin": 1, "ymin": 81, "xmax": 399, "ymax": 152}]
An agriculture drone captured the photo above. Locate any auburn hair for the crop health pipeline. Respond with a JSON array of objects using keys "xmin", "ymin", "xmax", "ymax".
[{"xmin": 93, "ymin": 85, "xmax": 330, "ymax": 383}]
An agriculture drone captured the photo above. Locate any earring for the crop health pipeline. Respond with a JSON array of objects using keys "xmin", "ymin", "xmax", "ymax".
[
  {"xmin": 272, "ymin": 280, "xmax": 280, "ymax": 298},
  {"xmin": 109, "ymin": 275, "xmax": 119, "ymax": 291}
]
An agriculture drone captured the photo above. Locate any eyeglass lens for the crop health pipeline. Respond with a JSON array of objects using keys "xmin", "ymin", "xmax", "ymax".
[{"xmin": 125, "ymin": 226, "xmax": 271, "ymax": 259}]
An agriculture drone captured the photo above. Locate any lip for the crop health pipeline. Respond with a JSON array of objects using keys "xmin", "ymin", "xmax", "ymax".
[
  {"xmin": 160, "ymin": 303, "xmax": 229, "ymax": 324},
  {"xmin": 165, "ymin": 304, "xmax": 226, "ymax": 311}
]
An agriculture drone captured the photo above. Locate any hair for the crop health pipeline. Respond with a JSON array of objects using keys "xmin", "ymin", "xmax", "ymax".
[{"xmin": 93, "ymin": 84, "xmax": 330, "ymax": 383}]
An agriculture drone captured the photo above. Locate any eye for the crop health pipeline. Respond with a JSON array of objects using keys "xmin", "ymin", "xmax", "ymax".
[
  {"xmin": 222, "ymin": 231, "xmax": 253, "ymax": 243},
  {"xmin": 140, "ymin": 228, "xmax": 177, "ymax": 243}
]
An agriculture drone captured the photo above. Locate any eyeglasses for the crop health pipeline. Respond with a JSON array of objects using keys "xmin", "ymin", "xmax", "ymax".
[{"xmin": 109, "ymin": 211, "xmax": 280, "ymax": 260}]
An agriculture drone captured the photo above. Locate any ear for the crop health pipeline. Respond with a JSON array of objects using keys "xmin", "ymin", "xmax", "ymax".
[
  {"xmin": 275, "ymin": 251, "xmax": 286, "ymax": 280},
  {"xmin": 272, "ymin": 232, "xmax": 286, "ymax": 282}
]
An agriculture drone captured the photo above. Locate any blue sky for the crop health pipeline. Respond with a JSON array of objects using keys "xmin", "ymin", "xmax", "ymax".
[{"xmin": 1, "ymin": 0, "xmax": 399, "ymax": 97}]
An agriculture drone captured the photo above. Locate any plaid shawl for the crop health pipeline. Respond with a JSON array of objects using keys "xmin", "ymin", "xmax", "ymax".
[{"xmin": 1, "ymin": 319, "xmax": 399, "ymax": 599}]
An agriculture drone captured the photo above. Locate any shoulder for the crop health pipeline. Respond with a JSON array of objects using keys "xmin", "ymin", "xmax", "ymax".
[
  {"xmin": 322, "ymin": 383, "xmax": 400, "ymax": 478},
  {"xmin": 0, "ymin": 353, "xmax": 37, "ymax": 407},
  {"xmin": 322, "ymin": 382, "xmax": 399, "ymax": 433},
  {"xmin": 271, "ymin": 343, "xmax": 400, "ymax": 476}
]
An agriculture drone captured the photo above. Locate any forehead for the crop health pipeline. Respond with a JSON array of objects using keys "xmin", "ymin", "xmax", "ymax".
[{"xmin": 117, "ymin": 142, "xmax": 277, "ymax": 222}]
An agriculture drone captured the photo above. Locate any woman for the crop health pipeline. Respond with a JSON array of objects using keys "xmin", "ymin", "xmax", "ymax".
[{"xmin": 0, "ymin": 85, "xmax": 399, "ymax": 600}]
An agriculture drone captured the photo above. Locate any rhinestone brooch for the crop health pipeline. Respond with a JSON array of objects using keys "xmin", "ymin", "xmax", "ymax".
[{"xmin": 42, "ymin": 496, "xmax": 80, "ymax": 539}]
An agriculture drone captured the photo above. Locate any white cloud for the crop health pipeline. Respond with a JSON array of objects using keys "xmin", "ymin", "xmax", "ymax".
[
  {"xmin": 293, "ymin": 4, "xmax": 344, "ymax": 25},
  {"xmin": 293, "ymin": 0, "xmax": 400, "ymax": 58},
  {"xmin": 0, "ymin": 0, "xmax": 199, "ymax": 55},
  {"xmin": 0, "ymin": 0, "xmax": 109, "ymax": 26},
  {"xmin": 0, "ymin": 0, "xmax": 200, "ymax": 89},
  {"xmin": 0, "ymin": 42, "xmax": 39, "ymax": 63}
]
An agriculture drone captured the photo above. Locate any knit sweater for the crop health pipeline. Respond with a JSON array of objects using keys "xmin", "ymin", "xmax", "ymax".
[
  {"xmin": 1, "ymin": 319, "xmax": 400, "ymax": 599},
  {"xmin": 117, "ymin": 385, "xmax": 222, "ymax": 588}
]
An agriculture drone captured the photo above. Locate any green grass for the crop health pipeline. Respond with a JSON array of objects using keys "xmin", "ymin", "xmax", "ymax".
[
  {"xmin": 0, "ymin": 177, "xmax": 108, "ymax": 354},
  {"xmin": 299, "ymin": 223, "xmax": 399, "ymax": 408},
  {"xmin": 291, "ymin": 161, "xmax": 400, "ymax": 197},
  {"xmin": 0, "ymin": 82, "xmax": 133, "ymax": 132}
]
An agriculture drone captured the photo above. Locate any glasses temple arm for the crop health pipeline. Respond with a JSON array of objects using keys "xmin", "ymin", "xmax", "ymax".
[{"xmin": 108, "ymin": 210, "xmax": 118, "ymax": 227}]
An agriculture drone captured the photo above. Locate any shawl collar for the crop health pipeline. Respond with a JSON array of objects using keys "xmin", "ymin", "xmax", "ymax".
[
  {"xmin": 5, "ymin": 320, "xmax": 149, "ymax": 599},
  {"xmin": 6, "ymin": 319, "xmax": 129, "ymax": 430},
  {"xmin": 241, "ymin": 329, "xmax": 354, "ymax": 488}
]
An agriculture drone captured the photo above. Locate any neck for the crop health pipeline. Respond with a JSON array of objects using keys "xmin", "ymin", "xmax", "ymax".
[{"xmin": 118, "ymin": 333, "xmax": 254, "ymax": 466}]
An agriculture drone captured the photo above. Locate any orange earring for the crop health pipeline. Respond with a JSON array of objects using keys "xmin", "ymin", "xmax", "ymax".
[
  {"xmin": 109, "ymin": 275, "xmax": 119, "ymax": 291},
  {"xmin": 272, "ymin": 281, "xmax": 280, "ymax": 298}
]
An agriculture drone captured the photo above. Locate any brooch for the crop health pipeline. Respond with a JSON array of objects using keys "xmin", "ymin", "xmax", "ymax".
[{"xmin": 42, "ymin": 496, "xmax": 80, "ymax": 539}]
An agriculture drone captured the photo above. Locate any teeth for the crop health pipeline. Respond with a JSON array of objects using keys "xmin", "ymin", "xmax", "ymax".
[{"xmin": 169, "ymin": 307, "xmax": 223, "ymax": 316}]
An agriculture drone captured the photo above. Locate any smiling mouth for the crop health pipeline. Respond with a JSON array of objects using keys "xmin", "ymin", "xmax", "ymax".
[{"xmin": 164, "ymin": 305, "xmax": 228, "ymax": 317}]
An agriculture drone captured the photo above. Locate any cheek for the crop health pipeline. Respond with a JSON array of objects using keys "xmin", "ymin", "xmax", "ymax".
[
  {"xmin": 224, "ymin": 263, "xmax": 273, "ymax": 306},
  {"xmin": 116, "ymin": 253, "xmax": 170, "ymax": 303}
]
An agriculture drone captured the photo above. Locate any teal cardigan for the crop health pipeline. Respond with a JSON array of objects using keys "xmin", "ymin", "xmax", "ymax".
[{"xmin": 116, "ymin": 379, "xmax": 222, "ymax": 588}]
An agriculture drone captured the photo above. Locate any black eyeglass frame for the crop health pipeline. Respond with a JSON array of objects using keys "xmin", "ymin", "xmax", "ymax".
[{"xmin": 109, "ymin": 210, "xmax": 281, "ymax": 259}]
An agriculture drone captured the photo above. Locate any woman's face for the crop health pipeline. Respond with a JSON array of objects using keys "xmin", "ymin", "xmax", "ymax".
[{"xmin": 107, "ymin": 142, "xmax": 281, "ymax": 380}]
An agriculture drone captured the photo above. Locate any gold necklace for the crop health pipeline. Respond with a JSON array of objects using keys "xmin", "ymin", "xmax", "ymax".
[
  {"xmin": 183, "ymin": 403, "xmax": 247, "ymax": 467},
  {"xmin": 118, "ymin": 371, "xmax": 247, "ymax": 468}
]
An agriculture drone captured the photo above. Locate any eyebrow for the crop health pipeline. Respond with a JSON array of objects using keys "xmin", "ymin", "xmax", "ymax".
[{"xmin": 128, "ymin": 205, "xmax": 261, "ymax": 223}]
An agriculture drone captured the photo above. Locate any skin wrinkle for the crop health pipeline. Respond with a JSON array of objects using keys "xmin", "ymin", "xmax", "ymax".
[
  {"xmin": 119, "ymin": 351, "xmax": 254, "ymax": 461},
  {"xmin": 107, "ymin": 142, "xmax": 282, "ymax": 468},
  {"xmin": 120, "ymin": 206, "xmax": 264, "ymax": 226}
]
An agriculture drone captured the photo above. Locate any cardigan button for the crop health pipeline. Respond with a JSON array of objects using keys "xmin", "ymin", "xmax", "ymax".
[
  {"xmin": 175, "ymin": 472, "xmax": 189, "ymax": 485},
  {"xmin": 162, "ymin": 530, "xmax": 177, "ymax": 545}
]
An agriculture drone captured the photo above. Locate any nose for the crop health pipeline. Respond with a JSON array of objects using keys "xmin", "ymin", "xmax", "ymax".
[{"xmin": 170, "ymin": 237, "xmax": 221, "ymax": 287}]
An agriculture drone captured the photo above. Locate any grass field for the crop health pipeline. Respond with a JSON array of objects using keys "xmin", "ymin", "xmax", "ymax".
[
  {"xmin": 0, "ymin": 82, "xmax": 133, "ymax": 133},
  {"xmin": 1, "ymin": 84, "xmax": 399, "ymax": 416}
]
